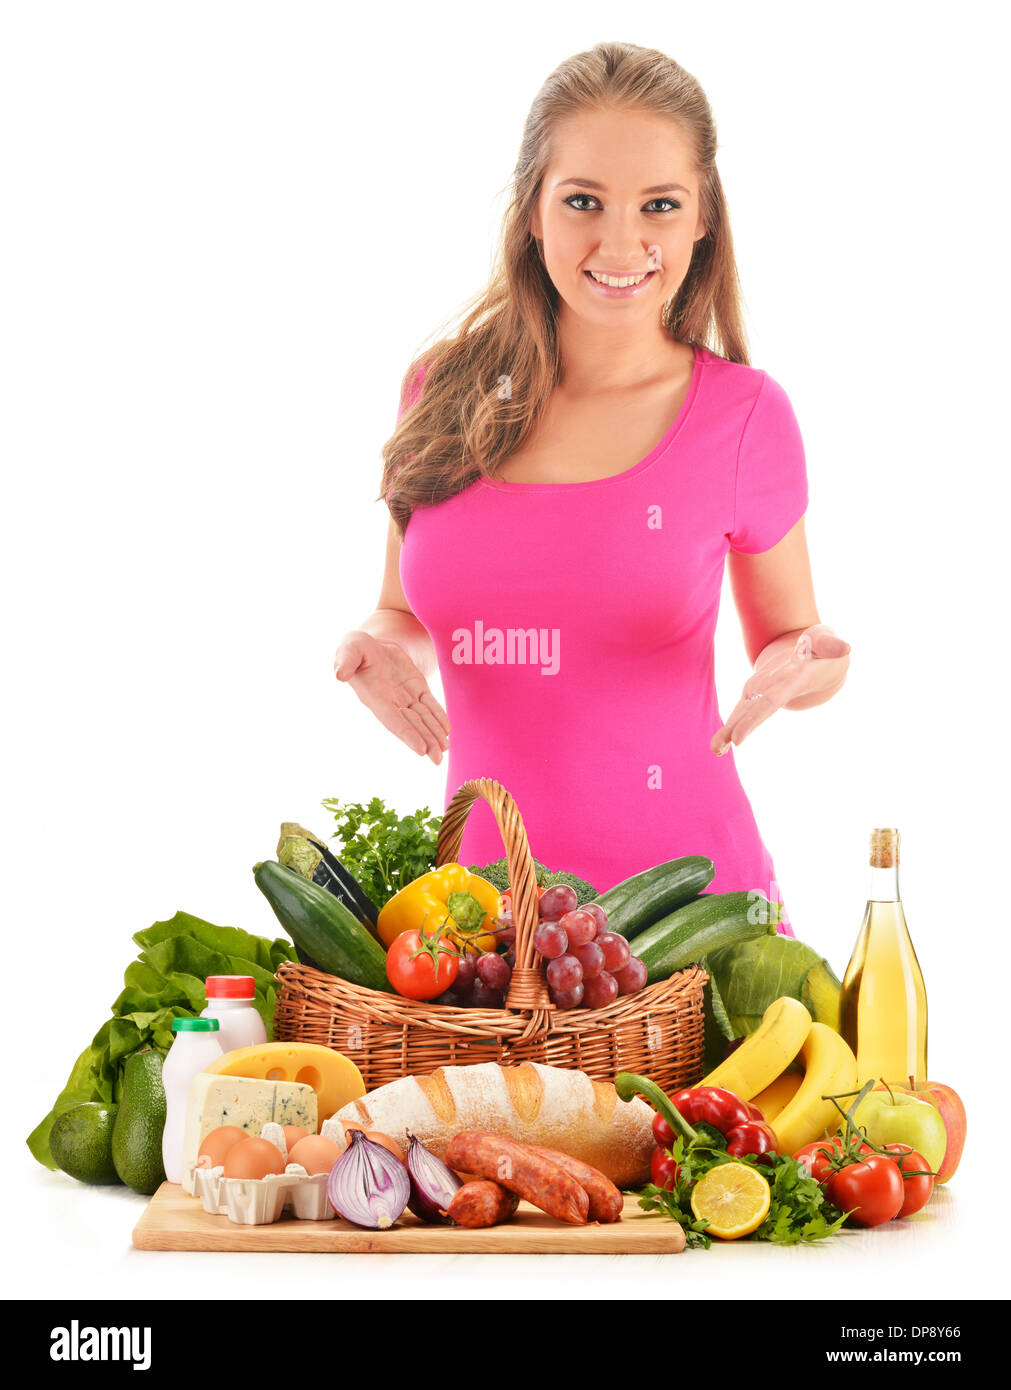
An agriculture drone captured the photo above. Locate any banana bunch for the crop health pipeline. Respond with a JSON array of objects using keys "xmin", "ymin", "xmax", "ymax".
[{"xmin": 701, "ymin": 996, "xmax": 857, "ymax": 1155}]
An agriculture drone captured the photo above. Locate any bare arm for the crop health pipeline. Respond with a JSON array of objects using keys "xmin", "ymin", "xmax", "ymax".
[
  {"xmin": 334, "ymin": 516, "xmax": 449, "ymax": 763},
  {"xmin": 711, "ymin": 517, "xmax": 851, "ymax": 753},
  {"xmin": 355, "ymin": 517, "xmax": 439, "ymax": 679}
]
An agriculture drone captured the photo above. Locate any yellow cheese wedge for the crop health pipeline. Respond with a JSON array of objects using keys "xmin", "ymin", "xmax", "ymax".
[{"xmin": 205, "ymin": 1042, "xmax": 365, "ymax": 1123}]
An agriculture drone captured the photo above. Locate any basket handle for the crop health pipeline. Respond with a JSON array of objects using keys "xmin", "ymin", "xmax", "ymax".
[{"xmin": 436, "ymin": 778, "xmax": 553, "ymax": 1027}]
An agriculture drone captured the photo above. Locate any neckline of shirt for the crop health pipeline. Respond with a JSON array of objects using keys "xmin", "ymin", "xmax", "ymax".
[{"xmin": 478, "ymin": 342, "xmax": 707, "ymax": 494}]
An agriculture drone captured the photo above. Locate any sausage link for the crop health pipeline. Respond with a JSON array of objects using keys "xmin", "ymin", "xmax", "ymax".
[
  {"xmin": 526, "ymin": 1145, "xmax": 623, "ymax": 1223},
  {"xmin": 444, "ymin": 1131, "xmax": 590, "ymax": 1225},
  {"xmin": 446, "ymin": 1180, "xmax": 520, "ymax": 1229}
]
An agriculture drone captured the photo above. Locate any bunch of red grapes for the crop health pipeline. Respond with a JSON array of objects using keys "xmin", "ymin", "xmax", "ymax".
[
  {"xmin": 533, "ymin": 885, "xmax": 647, "ymax": 1009},
  {"xmin": 432, "ymin": 884, "xmax": 647, "ymax": 1010}
]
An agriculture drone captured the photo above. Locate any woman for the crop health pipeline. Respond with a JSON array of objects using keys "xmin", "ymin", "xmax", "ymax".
[{"xmin": 334, "ymin": 42, "xmax": 850, "ymax": 930}]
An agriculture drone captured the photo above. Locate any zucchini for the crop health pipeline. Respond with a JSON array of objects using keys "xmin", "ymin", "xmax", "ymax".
[
  {"xmin": 628, "ymin": 891, "xmax": 775, "ymax": 984},
  {"xmin": 254, "ymin": 860, "xmax": 390, "ymax": 992},
  {"xmin": 595, "ymin": 856, "xmax": 715, "ymax": 938}
]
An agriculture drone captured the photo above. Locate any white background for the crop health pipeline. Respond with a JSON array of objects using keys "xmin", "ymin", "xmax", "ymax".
[{"xmin": 3, "ymin": 0, "xmax": 1008, "ymax": 1302}]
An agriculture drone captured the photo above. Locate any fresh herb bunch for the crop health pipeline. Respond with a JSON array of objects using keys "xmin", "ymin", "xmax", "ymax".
[
  {"xmin": 636, "ymin": 1138, "xmax": 847, "ymax": 1249},
  {"xmin": 322, "ymin": 796, "xmax": 442, "ymax": 908}
]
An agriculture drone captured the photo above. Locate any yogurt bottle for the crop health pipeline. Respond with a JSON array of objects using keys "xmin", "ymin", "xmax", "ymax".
[
  {"xmin": 161, "ymin": 1018, "xmax": 223, "ymax": 1184},
  {"xmin": 200, "ymin": 975, "xmax": 268, "ymax": 1052}
]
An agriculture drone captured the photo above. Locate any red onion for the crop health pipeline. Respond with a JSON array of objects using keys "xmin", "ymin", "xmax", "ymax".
[
  {"xmin": 327, "ymin": 1129, "xmax": 410, "ymax": 1229},
  {"xmin": 405, "ymin": 1132, "xmax": 462, "ymax": 1223}
]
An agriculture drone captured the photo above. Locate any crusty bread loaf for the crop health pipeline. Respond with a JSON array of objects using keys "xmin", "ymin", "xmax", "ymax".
[{"xmin": 335, "ymin": 1062, "xmax": 655, "ymax": 1186}]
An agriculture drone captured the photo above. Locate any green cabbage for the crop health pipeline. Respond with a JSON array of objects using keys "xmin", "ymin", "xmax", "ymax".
[{"xmin": 704, "ymin": 933, "xmax": 841, "ymax": 1039}]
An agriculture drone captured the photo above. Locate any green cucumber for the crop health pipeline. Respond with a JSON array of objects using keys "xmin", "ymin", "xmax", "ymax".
[
  {"xmin": 254, "ymin": 860, "xmax": 389, "ymax": 992},
  {"xmin": 628, "ymin": 890, "xmax": 775, "ymax": 984},
  {"xmin": 595, "ymin": 856, "xmax": 715, "ymax": 939}
]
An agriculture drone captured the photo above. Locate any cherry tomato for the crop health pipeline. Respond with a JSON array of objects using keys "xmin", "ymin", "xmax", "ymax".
[
  {"xmin": 385, "ymin": 929, "xmax": 459, "ymax": 1001},
  {"xmin": 650, "ymin": 1146, "xmax": 681, "ymax": 1192},
  {"xmin": 501, "ymin": 886, "xmax": 545, "ymax": 912},
  {"xmin": 825, "ymin": 1154, "xmax": 905, "ymax": 1227},
  {"xmin": 794, "ymin": 1138, "xmax": 844, "ymax": 1183},
  {"xmin": 885, "ymin": 1143, "xmax": 935, "ymax": 1218},
  {"xmin": 793, "ymin": 1135, "xmax": 872, "ymax": 1183}
]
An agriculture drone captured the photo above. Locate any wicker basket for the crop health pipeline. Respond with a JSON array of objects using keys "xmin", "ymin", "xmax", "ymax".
[{"xmin": 274, "ymin": 777, "xmax": 707, "ymax": 1093}]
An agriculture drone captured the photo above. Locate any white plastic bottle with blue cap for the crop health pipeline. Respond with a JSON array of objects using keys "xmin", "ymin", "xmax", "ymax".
[{"xmin": 161, "ymin": 1018, "xmax": 224, "ymax": 1184}]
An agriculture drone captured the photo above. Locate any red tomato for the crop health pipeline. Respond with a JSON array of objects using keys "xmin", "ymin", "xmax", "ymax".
[
  {"xmin": 825, "ymin": 1154, "xmax": 905, "ymax": 1227},
  {"xmin": 650, "ymin": 1147, "xmax": 681, "ymax": 1192},
  {"xmin": 501, "ymin": 886, "xmax": 545, "ymax": 911},
  {"xmin": 385, "ymin": 930, "xmax": 459, "ymax": 1001},
  {"xmin": 885, "ymin": 1143, "xmax": 935, "ymax": 1218},
  {"xmin": 793, "ymin": 1135, "xmax": 867, "ymax": 1183}
]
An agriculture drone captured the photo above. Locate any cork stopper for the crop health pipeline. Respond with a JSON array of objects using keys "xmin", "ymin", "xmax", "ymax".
[{"xmin": 869, "ymin": 827, "xmax": 899, "ymax": 868}]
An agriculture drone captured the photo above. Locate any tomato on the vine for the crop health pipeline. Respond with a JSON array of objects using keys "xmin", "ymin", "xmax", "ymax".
[
  {"xmin": 794, "ymin": 1135, "xmax": 873, "ymax": 1183},
  {"xmin": 885, "ymin": 1143, "xmax": 935, "ymax": 1218},
  {"xmin": 824, "ymin": 1154, "xmax": 905, "ymax": 1227},
  {"xmin": 385, "ymin": 928, "xmax": 460, "ymax": 1001}
]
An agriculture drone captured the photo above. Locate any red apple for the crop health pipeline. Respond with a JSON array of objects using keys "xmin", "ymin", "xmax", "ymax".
[
  {"xmin": 908, "ymin": 1081, "xmax": 966, "ymax": 1184},
  {"xmin": 874, "ymin": 1080, "xmax": 966, "ymax": 1183}
]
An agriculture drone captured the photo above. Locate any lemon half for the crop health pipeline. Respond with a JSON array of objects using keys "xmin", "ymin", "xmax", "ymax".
[{"xmin": 690, "ymin": 1162, "xmax": 771, "ymax": 1240}]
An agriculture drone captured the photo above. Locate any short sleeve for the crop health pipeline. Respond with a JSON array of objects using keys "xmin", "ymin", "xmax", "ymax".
[{"xmin": 728, "ymin": 371, "xmax": 809, "ymax": 554}]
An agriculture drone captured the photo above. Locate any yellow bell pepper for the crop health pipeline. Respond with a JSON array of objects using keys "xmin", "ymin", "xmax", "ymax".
[{"xmin": 377, "ymin": 864, "xmax": 502, "ymax": 953}]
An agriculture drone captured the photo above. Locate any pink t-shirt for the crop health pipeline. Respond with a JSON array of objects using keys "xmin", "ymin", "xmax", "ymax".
[{"xmin": 396, "ymin": 344, "xmax": 807, "ymax": 930}]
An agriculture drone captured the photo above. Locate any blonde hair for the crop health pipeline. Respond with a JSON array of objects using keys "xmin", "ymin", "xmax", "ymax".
[{"xmin": 381, "ymin": 40, "xmax": 748, "ymax": 533}]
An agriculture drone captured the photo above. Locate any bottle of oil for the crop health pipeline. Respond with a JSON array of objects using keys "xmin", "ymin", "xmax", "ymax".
[{"xmin": 840, "ymin": 828, "xmax": 928, "ymax": 1085}]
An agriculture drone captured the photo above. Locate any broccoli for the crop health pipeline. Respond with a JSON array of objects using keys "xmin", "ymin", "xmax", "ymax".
[
  {"xmin": 469, "ymin": 859, "xmax": 598, "ymax": 905},
  {"xmin": 537, "ymin": 868, "xmax": 599, "ymax": 905}
]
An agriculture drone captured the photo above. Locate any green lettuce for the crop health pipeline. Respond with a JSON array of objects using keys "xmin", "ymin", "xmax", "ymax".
[{"xmin": 27, "ymin": 911, "xmax": 297, "ymax": 1170}]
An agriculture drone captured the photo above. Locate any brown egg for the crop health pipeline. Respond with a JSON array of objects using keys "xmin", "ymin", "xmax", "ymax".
[
  {"xmin": 198, "ymin": 1125, "xmax": 251, "ymax": 1168},
  {"xmin": 288, "ymin": 1135, "xmax": 342, "ymax": 1175},
  {"xmin": 222, "ymin": 1136, "xmax": 286, "ymax": 1180},
  {"xmin": 281, "ymin": 1125, "xmax": 310, "ymax": 1153},
  {"xmin": 366, "ymin": 1130, "xmax": 405, "ymax": 1162},
  {"xmin": 340, "ymin": 1121, "xmax": 403, "ymax": 1161}
]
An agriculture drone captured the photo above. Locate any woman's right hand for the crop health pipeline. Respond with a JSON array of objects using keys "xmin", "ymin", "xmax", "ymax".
[{"xmin": 334, "ymin": 630, "xmax": 450, "ymax": 764}]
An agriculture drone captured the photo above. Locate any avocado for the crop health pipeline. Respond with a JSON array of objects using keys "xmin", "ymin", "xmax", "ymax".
[
  {"xmin": 111, "ymin": 1049, "xmax": 167, "ymax": 1195},
  {"xmin": 50, "ymin": 1102, "xmax": 121, "ymax": 1184}
]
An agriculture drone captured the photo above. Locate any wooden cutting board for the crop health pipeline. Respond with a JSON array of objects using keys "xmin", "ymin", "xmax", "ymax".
[{"xmin": 133, "ymin": 1183, "xmax": 686, "ymax": 1254}]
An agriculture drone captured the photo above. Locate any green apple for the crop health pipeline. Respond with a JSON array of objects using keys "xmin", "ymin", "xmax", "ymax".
[{"xmin": 850, "ymin": 1090, "xmax": 947, "ymax": 1172}]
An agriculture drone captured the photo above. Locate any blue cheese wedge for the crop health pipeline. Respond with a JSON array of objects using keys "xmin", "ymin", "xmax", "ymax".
[{"xmin": 180, "ymin": 1073, "xmax": 317, "ymax": 1192}]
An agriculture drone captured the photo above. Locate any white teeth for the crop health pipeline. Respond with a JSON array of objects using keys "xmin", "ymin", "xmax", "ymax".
[{"xmin": 588, "ymin": 270, "xmax": 648, "ymax": 288}]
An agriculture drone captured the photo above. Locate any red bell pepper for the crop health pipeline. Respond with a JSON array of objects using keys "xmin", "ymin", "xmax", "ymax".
[
  {"xmin": 657, "ymin": 1086, "xmax": 778, "ymax": 1162},
  {"xmin": 615, "ymin": 1074, "xmax": 778, "ymax": 1192}
]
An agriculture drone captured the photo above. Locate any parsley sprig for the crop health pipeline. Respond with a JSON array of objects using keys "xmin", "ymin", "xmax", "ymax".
[{"xmin": 322, "ymin": 796, "xmax": 442, "ymax": 908}]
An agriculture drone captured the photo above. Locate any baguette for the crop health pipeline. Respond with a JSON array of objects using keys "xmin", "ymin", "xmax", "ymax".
[{"xmin": 335, "ymin": 1062, "xmax": 655, "ymax": 1186}]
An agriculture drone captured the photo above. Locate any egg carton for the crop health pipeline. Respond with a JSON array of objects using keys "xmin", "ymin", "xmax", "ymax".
[{"xmin": 191, "ymin": 1120, "xmax": 344, "ymax": 1225}]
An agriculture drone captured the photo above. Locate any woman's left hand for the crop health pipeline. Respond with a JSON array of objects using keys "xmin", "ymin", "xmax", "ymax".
[{"xmin": 710, "ymin": 623, "xmax": 851, "ymax": 756}]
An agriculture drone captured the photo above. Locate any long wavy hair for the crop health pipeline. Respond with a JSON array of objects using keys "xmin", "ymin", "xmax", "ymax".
[{"xmin": 380, "ymin": 41, "xmax": 749, "ymax": 535}]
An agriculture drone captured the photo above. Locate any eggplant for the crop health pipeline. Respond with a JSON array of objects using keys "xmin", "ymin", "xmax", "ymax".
[{"xmin": 277, "ymin": 823, "xmax": 382, "ymax": 942}]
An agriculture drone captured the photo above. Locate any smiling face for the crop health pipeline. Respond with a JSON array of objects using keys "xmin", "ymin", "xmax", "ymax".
[{"xmin": 530, "ymin": 106, "xmax": 707, "ymax": 327}]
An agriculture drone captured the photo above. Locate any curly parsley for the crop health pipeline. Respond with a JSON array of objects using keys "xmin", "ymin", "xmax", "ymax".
[{"xmin": 322, "ymin": 796, "xmax": 442, "ymax": 908}]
